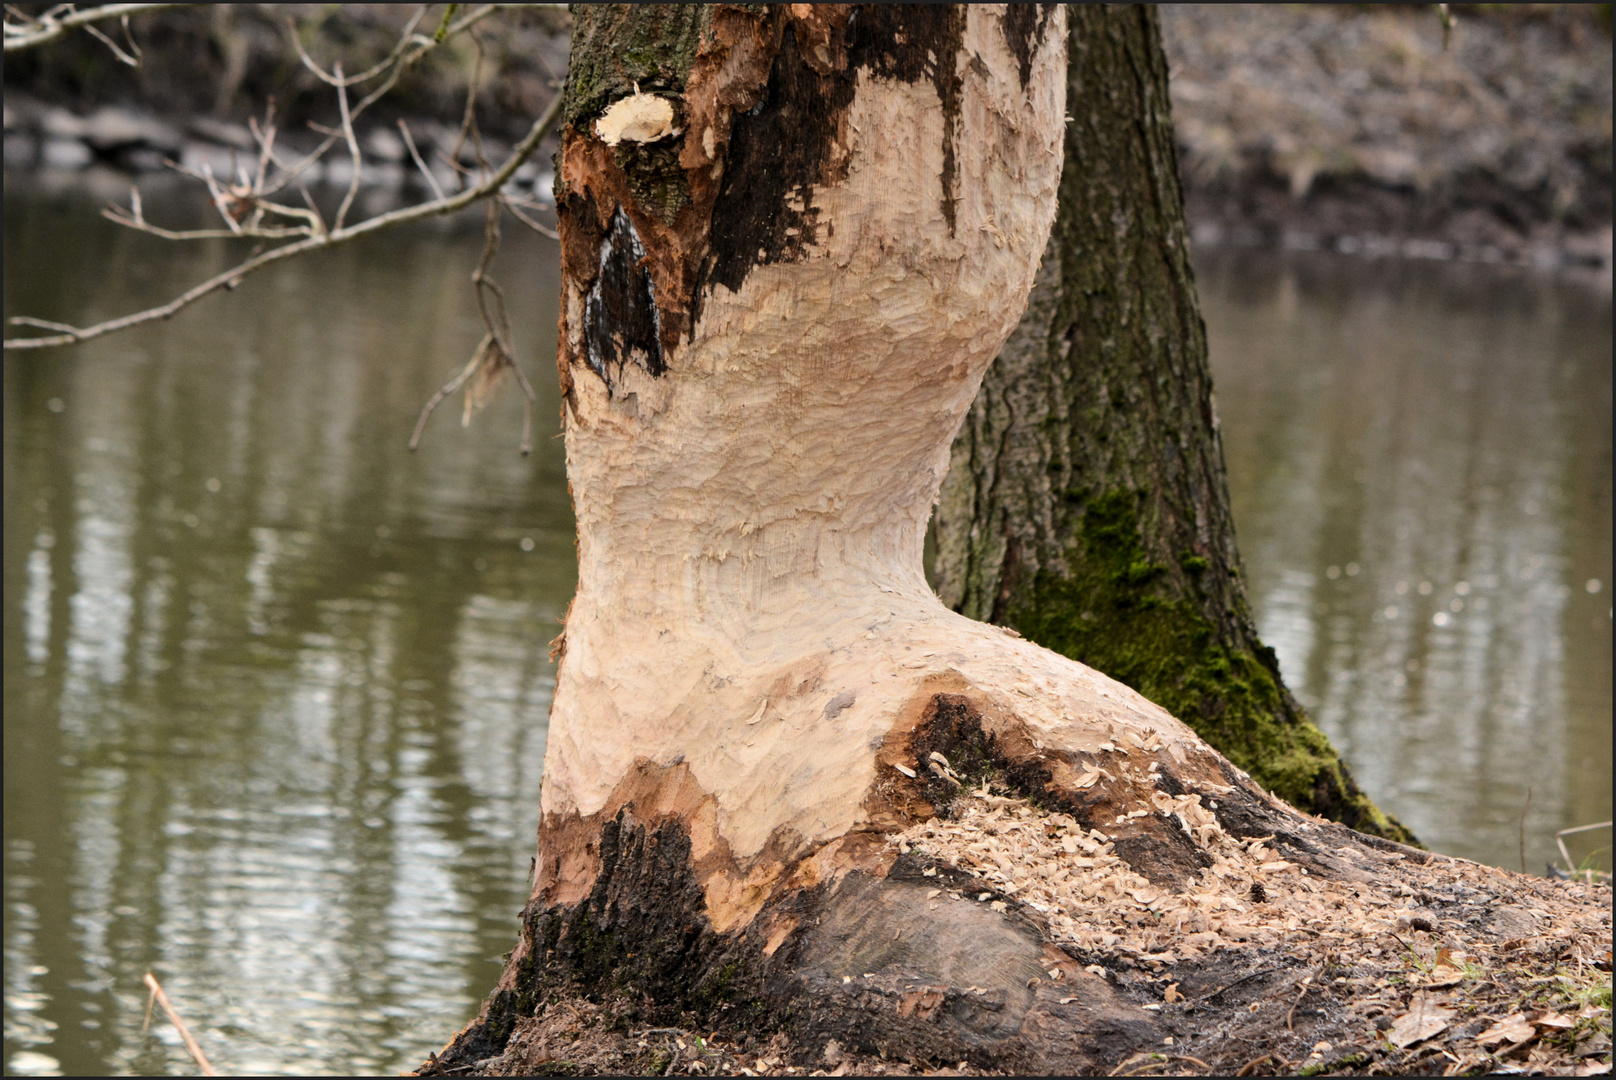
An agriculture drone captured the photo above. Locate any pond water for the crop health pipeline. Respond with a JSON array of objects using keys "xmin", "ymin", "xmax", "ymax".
[{"xmin": 3, "ymin": 175, "xmax": 1610, "ymax": 1076}]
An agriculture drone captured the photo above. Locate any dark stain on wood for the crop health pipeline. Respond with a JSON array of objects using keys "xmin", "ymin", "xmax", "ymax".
[
  {"xmin": 703, "ymin": 5, "xmax": 968, "ymax": 297},
  {"xmin": 585, "ymin": 209, "xmax": 666, "ymax": 386},
  {"xmin": 1000, "ymin": 4, "xmax": 1058, "ymax": 90},
  {"xmin": 702, "ymin": 20, "xmax": 857, "ymax": 295}
]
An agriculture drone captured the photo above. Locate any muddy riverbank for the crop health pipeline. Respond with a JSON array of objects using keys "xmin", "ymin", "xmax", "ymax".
[{"xmin": 1161, "ymin": 5, "xmax": 1612, "ymax": 276}]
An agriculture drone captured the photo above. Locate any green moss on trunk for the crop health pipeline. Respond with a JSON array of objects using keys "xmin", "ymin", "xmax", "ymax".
[
  {"xmin": 1011, "ymin": 490, "xmax": 1407, "ymax": 840},
  {"xmin": 563, "ymin": 4, "xmax": 710, "ymax": 130},
  {"xmin": 936, "ymin": 7, "xmax": 1413, "ymax": 845}
]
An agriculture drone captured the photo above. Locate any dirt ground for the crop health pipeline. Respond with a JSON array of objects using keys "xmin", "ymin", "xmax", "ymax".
[{"xmin": 422, "ymin": 788, "xmax": 1611, "ymax": 1078}]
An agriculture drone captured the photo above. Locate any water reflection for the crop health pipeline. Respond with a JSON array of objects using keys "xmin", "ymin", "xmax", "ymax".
[
  {"xmin": 2, "ymin": 177, "xmax": 1610, "ymax": 1078},
  {"xmin": 1201, "ymin": 249, "xmax": 1612, "ymax": 873},
  {"xmin": 4, "ymin": 174, "xmax": 572, "ymax": 1076}
]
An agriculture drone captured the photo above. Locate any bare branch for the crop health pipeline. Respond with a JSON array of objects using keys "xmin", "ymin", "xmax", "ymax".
[
  {"xmin": 411, "ymin": 197, "xmax": 536, "ymax": 455},
  {"xmin": 288, "ymin": 5, "xmax": 430, "ymax": 88},
  {"xmin": 501, "ymin": 196, "xmax": 559, "ymax": 240},
  {"xmin": 81, "ymin": 18, "xmax": 138, "ymax": 65},
  {"xmin": 445, "ymin": 28, "xmax": 490, "ymax": 192},
  {"xmin": 10, "ymin": 317, "xmax": 81, "ymax": 334},
  {"xmin": 101, "ymin": 208, "xmax": 305, "ymax": 241},
  {"xmin": 398, "ymin": 120, "xmax": 445, "ymax": 201},
  {"xmin": 3, "ymin": 2, "xmax": 190, "ymax": 53},
  {"xmin": 331, "ymin": 62, "xmax": 364, "ymax": 232},
  {"xmin": 4, "ymin": 91, "xmax": 563, "ymax": 352},
  {"xmin": 409, "ymin": 338, "xmax": 486, "ymax": 451}
]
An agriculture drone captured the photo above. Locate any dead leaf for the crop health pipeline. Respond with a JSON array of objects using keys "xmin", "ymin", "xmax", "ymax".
[
  {"xmin": 1476, "ymin": 1013, "xmax": 1534, "ymax": 1046},
  {"xmin": 1388, "ymin": 991, "xmax": 1455, "ymax": 1048},
  {"xmin": 461, "ymin": 335, "xmax": 513, "ymax": 427},
  {"xmin": 1534, "ymin": 1011, "xmax": 1576, "ymax": 1031},
  {"xmin": 1419, "ymin": 963, "xmax": 1465, "ymax": 989},
  {"xmin": 1163, "ymin": 983, "xmax": 1182, "ymax": 1003}
]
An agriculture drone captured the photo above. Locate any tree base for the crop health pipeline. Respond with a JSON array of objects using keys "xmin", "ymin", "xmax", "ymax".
[{"xmin": 419, "ymin": 694, "xmax": 1610, "ymax": 1077}]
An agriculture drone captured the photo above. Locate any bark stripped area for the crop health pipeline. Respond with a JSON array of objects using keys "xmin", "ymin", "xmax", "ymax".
[
  {"xmin": 556, "ymin": 4, "xmax": 986, "ymax": 403},
  {"xmin": 414, "ymin": 6, "xmax": 1598, "ymax": 1078},
  {"xmin": 933, "ymin": 6, "xmax": 1408, "ymax": 841}
]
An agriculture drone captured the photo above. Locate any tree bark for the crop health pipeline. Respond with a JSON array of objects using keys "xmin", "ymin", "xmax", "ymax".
[
  {"xmin": 421, "ymin": 6, "xmax": 1471, "ymax": 1074},
  {"xmin": 934, "ymin": 5, "xmax": 1411, "ymax": 842}
]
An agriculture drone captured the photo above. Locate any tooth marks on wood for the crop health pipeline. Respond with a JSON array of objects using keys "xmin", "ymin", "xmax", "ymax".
[
  {"xmin": 703, "ymin": 5, "xmax": 970, "ymax": 296},
  {"xmin": 1001, "ymin": 4, "xmax": 1059, "ymax": 90},
  {"xmin": 702, "ymin": 19, "xmax": 856, "ymax": 295},
  {"xmin": 586, "ymin": 208, "xmax": 666, "ymax": 388},
  {"xmin": 849, "ymin": 4, "xmax": 967, "ymax": 237}
]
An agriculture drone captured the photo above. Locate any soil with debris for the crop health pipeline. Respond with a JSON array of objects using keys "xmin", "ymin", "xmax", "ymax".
[
  {"xmin": 1159, "ymin": 4, "xmax": 1612, "ymax": 274},
  {"xmin": 423, "ymin": 785, "xmax": 1610, "ymax": 1078}
]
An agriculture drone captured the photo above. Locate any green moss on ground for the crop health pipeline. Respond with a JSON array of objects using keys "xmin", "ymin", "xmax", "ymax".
[{"xmin": 1010, "ymin": 489, "xmax": 1413, "ymax": 843}]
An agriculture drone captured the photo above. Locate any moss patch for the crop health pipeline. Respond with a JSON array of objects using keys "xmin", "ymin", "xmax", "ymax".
[
  {"xmin": 563, "ymin": 5, "xmax": 710, "ymax": 131},
  {"xmin": 1008, "ymin": 489, "xmax": 1412, "ymax": 843}
]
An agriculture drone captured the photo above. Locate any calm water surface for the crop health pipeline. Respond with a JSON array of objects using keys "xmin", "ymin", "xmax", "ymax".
[{"xmin": 3, "ymin": 177, "xmax": 1611, "ymax": 1076}]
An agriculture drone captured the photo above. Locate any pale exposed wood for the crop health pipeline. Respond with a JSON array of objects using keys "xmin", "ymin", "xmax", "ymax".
[{"xmin": 535, "ymin": 5, "xmax": 1247, "ymax": 930}]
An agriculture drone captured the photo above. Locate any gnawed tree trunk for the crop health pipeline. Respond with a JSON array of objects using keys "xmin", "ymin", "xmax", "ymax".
[
  {"xmin": 935, "ymin": 5, "xmax": 1411, "ymax": 842},
  {"xmin": 419, "ymin": 6, "xmax": 1602, "ymax": 1076}
]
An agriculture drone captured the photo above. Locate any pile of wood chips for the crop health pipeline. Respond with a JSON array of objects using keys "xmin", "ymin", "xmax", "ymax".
[
  {"xmin": 436, "ymin": 787, "xmax": 1611, "ymax": 1076},
  {"xmin": 889, "ymin": 786, "xmax": 1612, "ymax": 1077}
]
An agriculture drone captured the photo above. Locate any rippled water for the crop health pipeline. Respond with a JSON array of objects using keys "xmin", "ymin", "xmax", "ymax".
[
  {"xmin": 3, "ymin": 176, "xmax": 1610, "ymax": 1076},
  {"xmin": 1200, "ymin": 249, "xmax": 1612, "ymax": 871},
  {"xmin": 4, "ymin": 175, "xmax": 575, "ymax": 1076}
]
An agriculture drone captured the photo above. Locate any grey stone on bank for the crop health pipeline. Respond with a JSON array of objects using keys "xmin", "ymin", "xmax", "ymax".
[
  {"xmin": 41, "ymin": 137, "xmax": 91, "ymax": 170},
  {"xmin": 178, "ymin": 141, "xmax": 238, "ymax": 179},
  {"xmin": 77, "ymin": 106, "xmax": 183, "ymax": 157},
  {"xmin": 362, "ymin": 125, "xmax": 407, "ymax": 164}
]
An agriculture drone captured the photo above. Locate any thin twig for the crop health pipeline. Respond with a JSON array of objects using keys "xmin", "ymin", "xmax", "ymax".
[
  {"xmin": 408, "ymin": 340, "xmax": 486, "ymax": 451},
  {"xmin": 101, "ymin": 211, "xmax": 304, "ymax": 241},
  {"xmin": 5, "ymin": 91, "xmax": 562, "ymax": 351},
  {"xmin": 1286, "ymin": 973, "xmax": 1314, "ymax": 1029},
  {"xmin": 3, "ymin": 2, "xmax": 188, "ymax": 53},
  {"xmin": 1108, "ymin": 1051, "xmax": 1213, "ymax": 1076},
  {"xmin": 1556, "ymin": 821, "xmax": 1613, "ymax": 879},
  {"xmin": 1234, "ymin": 1054, "xmax": 1274, "ymax": 1077},
  {"xmin": 81, "ymin": 18, "xmax": 139, "ymax": 65},
  {"xmin": 1518, "ymin": 787, "xmax": 1532, "ymax": 874},
  {"xmin": 501, "ymin": 195, "xmax": 559, "ymax": 239},
  {"xmin": 198, "ymin": 160, "xmax": 245, "ymax": 235},
  {"xmin": 331, "ymin": 61, "xmax": 363, "ymax": 232},
  {"xmin": 445, "ymin": 27, "xmax": 489, "ymax": 192},
  {"xmin": 142, "ymin": 972, "xmax": 217, "ymax": 1076},
  {"xmin": 410, "ymin": 196, "xmax": 535, "ymax": 454},
  {"xmin": 399, "ymin": 119, "xmax": 445, "ymax": 200},
  {"xmin": 289, "ymin": 4, "xmax": 429, "ymax": 87}
]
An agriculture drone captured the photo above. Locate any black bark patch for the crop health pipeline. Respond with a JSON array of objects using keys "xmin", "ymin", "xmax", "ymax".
[
  {"xmin": 586, "ymin": 209, "xmax": 665, "ymax": 389},
  {"xmin": 702, "ymin": 6, "xmax": 967, "ymax": 297},
  {"xmin": 615, "ymin": 138, "xmax": 689, "ymax": 227},
  {"xmin": 702, "ymin": 22, "xmax": 856, "ymax": 295},
  {"xmin": 1000, "ymin": 4, "xmax": 1058, "ymax": 90}
]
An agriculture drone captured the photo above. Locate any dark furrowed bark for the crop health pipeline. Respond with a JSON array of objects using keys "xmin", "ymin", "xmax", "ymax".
[{"xmin": 934, "ymin": 6, "xmax": 1413, "ymax": 843}]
